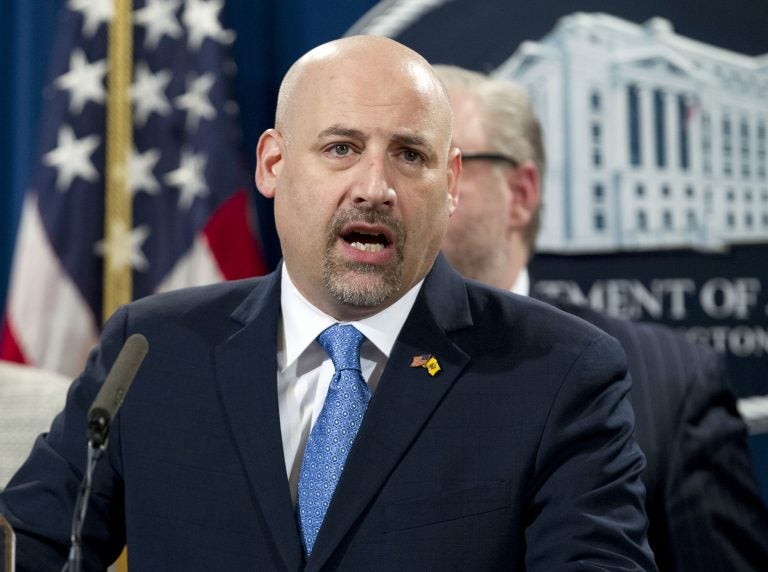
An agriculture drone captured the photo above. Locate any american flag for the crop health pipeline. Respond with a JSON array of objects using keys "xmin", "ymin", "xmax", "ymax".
[{"xmin": 0, "ymin": 0, "xmax": 266, "ymax": 378}]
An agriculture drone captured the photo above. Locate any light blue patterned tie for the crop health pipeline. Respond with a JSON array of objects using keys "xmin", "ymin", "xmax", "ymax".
[{"xmin": 297, "ymin": 324, "xmax": 371, "ymax": 556}]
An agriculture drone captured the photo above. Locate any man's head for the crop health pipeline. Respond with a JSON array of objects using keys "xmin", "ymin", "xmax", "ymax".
[
  {"xmin": 256, "ymin": 36, "xmax": 460, "ymax": 321},
  {"xmin": 434, "ymin": 65, "xmax": 544, "ymax": 290}
]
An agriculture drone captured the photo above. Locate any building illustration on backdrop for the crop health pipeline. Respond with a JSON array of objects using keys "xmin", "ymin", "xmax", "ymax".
[{"xmin": 495, "ymin": 12, "xmax": 768, "ymax": 252}]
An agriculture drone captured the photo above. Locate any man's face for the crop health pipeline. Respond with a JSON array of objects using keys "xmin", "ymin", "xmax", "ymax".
[
  {"xmin": 442, "ymin": 89, "xmax": 512, "ymax": 282},
  {"xmin": 257, "ymin": 53, "xmax": 459, "ymax": 320}
]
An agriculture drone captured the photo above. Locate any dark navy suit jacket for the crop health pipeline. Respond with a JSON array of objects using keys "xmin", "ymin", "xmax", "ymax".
[
  {"xmin": 540, "ymin": 298, "xmax": 768, "ymax": 571},
  {"xmin": 1, "ymin": 258, "xmax": 655, "ymax": 570}
]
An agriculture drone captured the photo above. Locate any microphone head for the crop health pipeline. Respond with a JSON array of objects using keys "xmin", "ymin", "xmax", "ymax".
[{"xmin": 87, "ymin": 333, "xmax": 148, "ymax": 446}]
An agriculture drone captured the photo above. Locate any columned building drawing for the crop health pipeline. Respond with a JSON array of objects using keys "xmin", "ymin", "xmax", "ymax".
[{"xmin": 495, "ymin": 12, "xmax": 768, "ymax": 252}]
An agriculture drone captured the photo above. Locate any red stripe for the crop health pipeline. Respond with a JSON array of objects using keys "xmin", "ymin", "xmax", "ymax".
[
  {"xmin": 203, "ymin": 189, "xmax": 268, "ymax": 280},
  {"xmin": 0, "ymin": 317, "xmax": 28, "ymax": 365}
]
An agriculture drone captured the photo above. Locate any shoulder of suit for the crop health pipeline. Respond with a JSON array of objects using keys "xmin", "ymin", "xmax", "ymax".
[
  {"xmin": 543, "ymin": 296, "xmax": 725, "ymax": 375},
  {"xmin": 463, "ymin": 279, "xmax": 619, "ymax": 351}
]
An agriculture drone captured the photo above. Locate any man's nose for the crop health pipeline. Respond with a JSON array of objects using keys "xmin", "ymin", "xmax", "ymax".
[{"xmin": 350, "ymin": 157, "xmax": 397, "ymax": 209}]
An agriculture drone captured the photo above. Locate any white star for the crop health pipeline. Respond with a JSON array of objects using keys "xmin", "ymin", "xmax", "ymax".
[
  {"xmin": 182, "ymin": 0, "xmax": 234, "ymax": 50},
  {"xmin": 134, "ymin": 0, "xmax": 183, "ymax": 50},
  {"xmin": 94, "ymin": 221, "xmax": 151, "ymax": 272},
  {"xmin": 55, "ymin": 49, "xmax": 108, "ymax": 114},
  {"xmin": 164, "ymin": 150, "xmax": 208, "ymax": 208},
  {"xmin": 68, "ymin": 0, "xmax": 115, "ymax": 38},
  {"xmin": 131, "ymin": 62, "xmax": 172, "ymax": 127},
  {"xmin": 129, "ymin": 147, "xmax": 161, "ymax": 195},
  {"xmin": 43, "ymin": 125, "xmax": 101, "ymax": 191},
  {"xmin": 175, "ymin": 72, "xmax": 216, "ymax": 131}
]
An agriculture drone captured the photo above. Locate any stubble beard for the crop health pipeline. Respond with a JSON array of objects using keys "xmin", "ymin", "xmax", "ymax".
[
  {"xmin": 322, "ymin": 208, "xmax": 406, "ymax": 307},
  {"xmin": 443, "ymin": 211, "xmax": 500, "ymax": 285},
  {"xmin": 443, "ymin": 239, "xmax": 491, "ymax": 283}
]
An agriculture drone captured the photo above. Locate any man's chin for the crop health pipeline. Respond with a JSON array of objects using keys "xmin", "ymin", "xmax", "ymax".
[{"xmin": 324, "ymin": 265, "xmax": 401, "ymax": 308}]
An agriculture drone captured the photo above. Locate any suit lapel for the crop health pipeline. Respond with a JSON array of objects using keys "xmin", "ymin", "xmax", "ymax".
[
  {"xmin": 307, "ymin": 257, "xmax": 472, "ymax": 570},
  {"xmin": 214, "ymin": 270, "xmax": 304, "ymax": 571}
]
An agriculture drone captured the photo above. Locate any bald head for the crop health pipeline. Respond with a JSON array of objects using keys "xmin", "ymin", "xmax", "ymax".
[
  {"xmin": 255, "ymin": 35, "xmax": 461, "ymax": 321},
  {"xmin": 275, "ymin": 35, "xmax": 453, "ymax": 147}
]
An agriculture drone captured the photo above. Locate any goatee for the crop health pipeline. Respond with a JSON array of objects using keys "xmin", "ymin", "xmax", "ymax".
[{"xmin": 322, "ymin": 207, "xmax": 405, "ymax": 307}]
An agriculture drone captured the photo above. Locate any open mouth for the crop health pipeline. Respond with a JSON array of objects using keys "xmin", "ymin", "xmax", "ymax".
[{"xmin": 342, "ymin": 229, "xmax": 391, "ymax": 252}]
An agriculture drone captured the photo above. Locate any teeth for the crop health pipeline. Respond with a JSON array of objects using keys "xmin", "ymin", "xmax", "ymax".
[{"xmin": 350, "ymin": 242, "xmax": 385, "ymax": 252}]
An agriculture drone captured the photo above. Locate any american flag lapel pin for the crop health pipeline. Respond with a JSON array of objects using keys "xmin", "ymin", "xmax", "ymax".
[{"xmin": 410, "ymin": 354, "xmax": 442, "ymax": 376}]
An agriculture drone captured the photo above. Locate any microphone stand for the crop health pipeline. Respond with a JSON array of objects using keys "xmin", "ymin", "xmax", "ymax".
[
  {"xmin": 62, "ymin": 437, "xmax": 105, "ymax": 572},
  {"xmin": 59, "ymin": 333, "xmax": 147, "ymax": 571}
]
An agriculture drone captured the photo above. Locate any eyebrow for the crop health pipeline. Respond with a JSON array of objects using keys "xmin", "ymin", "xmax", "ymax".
[
  {"xmin": 392, "ymin": 133, "xmax": 433, "ymax": 155},
  {"xmin": 317, "ymin": 125, "xmax": 366, "ymax": 140}
]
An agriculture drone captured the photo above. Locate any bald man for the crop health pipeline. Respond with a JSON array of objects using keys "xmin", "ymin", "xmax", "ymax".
[{"xmin": 1, "ymin": 37, "xmax": 655, "ymax": 570}]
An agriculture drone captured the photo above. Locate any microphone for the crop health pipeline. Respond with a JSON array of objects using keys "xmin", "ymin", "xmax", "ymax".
[
  {"xmin": 64, "ymin": 333, "xmax": 148, "ymax": 572},
  {"xmin": 87, "ymin": 333, "xmax": 148, "ymax": 447}
]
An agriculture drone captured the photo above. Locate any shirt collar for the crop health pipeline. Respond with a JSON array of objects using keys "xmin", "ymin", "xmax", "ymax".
[
  {"xmin": 511, "ymin": 267, "xmax": 530, "ymax": 296},
  {"xmin": 279, "ymin": 264, "xmax": 424, "ymax": 371}
]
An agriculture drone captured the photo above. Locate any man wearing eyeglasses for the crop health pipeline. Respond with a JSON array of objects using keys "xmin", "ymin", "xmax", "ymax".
[{"xmin": 435, "ymin": 64, "xmax": 768, "ymax": 571}]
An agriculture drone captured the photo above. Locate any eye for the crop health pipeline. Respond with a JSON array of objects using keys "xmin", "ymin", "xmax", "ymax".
[
  {"xmin": 329, "ymin": 143, "xmax": 352, "ymax": 157},
  {"xmin": 401, "ymin": 149, "xmax": 425, "ymax": 164}
]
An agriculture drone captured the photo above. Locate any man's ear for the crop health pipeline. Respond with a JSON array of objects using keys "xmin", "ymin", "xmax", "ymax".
[
  {"xmin": 507, "ymin": 160, "xmax": 540, "ymax": 230},
  {"xmin": 446, "ymin": 146, "xmax": 462, "ymax": 215},
  {"xmin": 255, "ymin": 129, "xmax": 284, "ymax": 199}
]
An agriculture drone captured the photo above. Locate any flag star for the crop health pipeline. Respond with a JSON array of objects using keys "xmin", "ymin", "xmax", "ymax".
[
  {"xmin": 165, "ymin": 150, "xmax": 209, "ymax": 208},
  {"xmin": 68, "ymin": 0, "xmax": 114, "ymax": 38},
  {"xmin": 134, "ymin": 0, "xmax": 183, "ymax": 50},
  {"xmin": 175, "ymin": 72, "xmax": 216, "ymax": 131},
  {"xmin": 43, "ymin": 125, "xmax": 101, "ymax": 191},
  {"xmin": 129, "ymin": 147, "xmax": 162, "ymax": 195},
  {"xmin": 131, "ymin": 62, "xmax": 172, "ymax": 127},
  {"xmin": 182, "ymin": 0, "xmax": 234, "ymax": 50},
  {"xmin": 55, "ymin": 49, "xmax": 108, "ymax": 114},
  {"xmin": 94, "ymin": 221, "xmax": 151, "ymax": 272}
]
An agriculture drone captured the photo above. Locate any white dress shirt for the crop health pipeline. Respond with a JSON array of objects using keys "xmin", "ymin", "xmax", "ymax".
[
  {"xmin": 511, "ymin": 267, "xmax": 530, "ymax": 296},
  {"xmin": 277, "ymin": 265, "xmax": 424, "ymax": 503}
]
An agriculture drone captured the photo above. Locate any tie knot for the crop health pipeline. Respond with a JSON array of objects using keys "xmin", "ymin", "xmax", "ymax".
[{"xmin": 317, "ymin": 324, "xmax": 364, "ymax": 372}]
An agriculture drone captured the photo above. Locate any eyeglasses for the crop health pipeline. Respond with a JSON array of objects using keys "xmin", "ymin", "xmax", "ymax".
[{"xmin": 461, "ymin": 152, "xmax": 519, "ymax": 168}]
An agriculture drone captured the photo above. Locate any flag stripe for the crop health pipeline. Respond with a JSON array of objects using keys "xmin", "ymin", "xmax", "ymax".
[
  {"xmin": 203, "ymin": 189, "xmax": 268, "ymax": 280},
  {"xmin": 0, "ymin": 319, "xmax": 26, "ymax": 365},
  {"xmin": 156, "ymin": 234, "xmax": 224, "ymax": 293},
  {"xmin": 6, "ymin": 194, "xmax": 99, "ymax": 377}
]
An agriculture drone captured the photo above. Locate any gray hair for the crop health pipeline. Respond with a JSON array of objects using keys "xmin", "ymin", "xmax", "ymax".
[{"xmin": 434, "ymin": 64, "xmax": 545, "ymax": 248}]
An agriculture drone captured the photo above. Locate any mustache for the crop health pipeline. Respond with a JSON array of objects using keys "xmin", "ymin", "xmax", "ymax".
[{"xmin": 326, "ymin": 207, "xmax": 405, "ymax": 248}]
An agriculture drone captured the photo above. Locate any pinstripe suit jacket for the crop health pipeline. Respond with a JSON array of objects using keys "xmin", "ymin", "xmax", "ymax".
[{"xmin": 539, "ymin": 296, "xmax": 768, "ymax": 571}]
